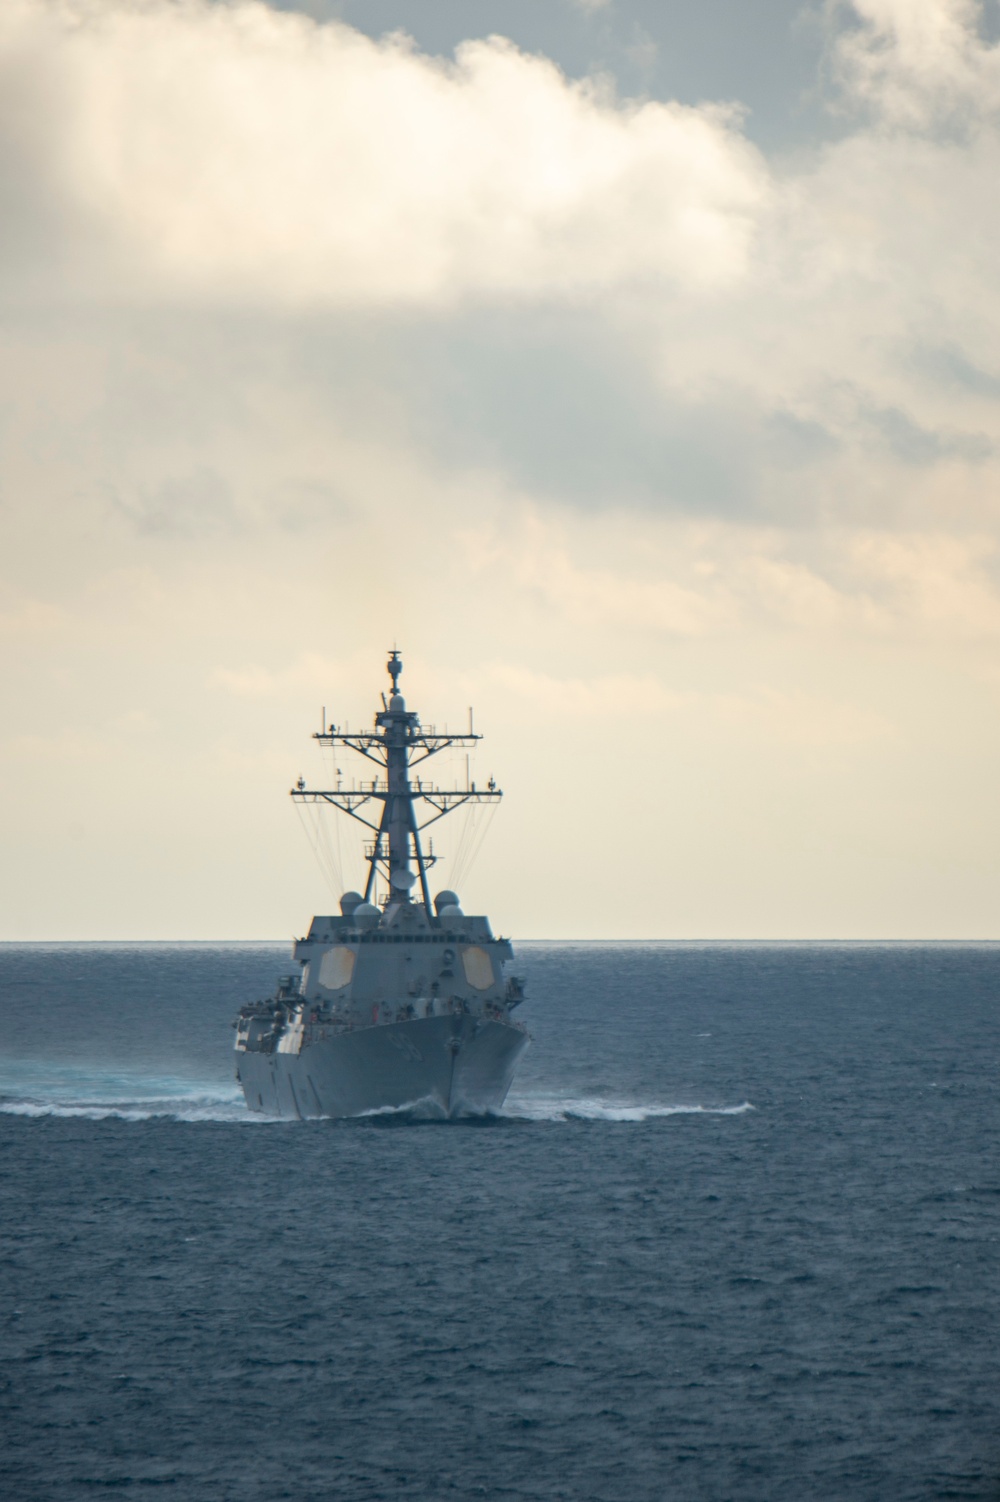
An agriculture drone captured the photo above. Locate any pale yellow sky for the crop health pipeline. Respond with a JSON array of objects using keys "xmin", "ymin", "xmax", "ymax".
[{"xmin": 3, "ymin": 0, "xmax": 1000, "ymax": 939}]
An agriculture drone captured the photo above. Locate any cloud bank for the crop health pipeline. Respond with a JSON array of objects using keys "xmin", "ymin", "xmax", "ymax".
[
  {"xmin": 3, "ymin": 0, "xmax": 1000, "ymax": 937},
  {"xmin": 0, "ymin": 0, "xmax": 765, "ymax": 304},
  {"xmin": 4, "ymin": 0, "xmax": 999, "ymax": 534}
]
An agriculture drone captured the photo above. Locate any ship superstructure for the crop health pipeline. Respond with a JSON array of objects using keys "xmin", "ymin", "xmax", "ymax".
[{"xmin": 234, "ymin": 651, "xmax": 529, "ymax": 1118}]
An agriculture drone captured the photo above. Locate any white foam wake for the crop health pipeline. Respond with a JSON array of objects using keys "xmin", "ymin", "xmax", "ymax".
[
  {"xmin": 355, "ymin": 1095, "xmax": 450, "ymax": 1121},
  {"xmin": 0, "ymin": 1077, "xmax": 753, "ymax": 1126},
  {"xmin": 502, "ymin": 1095, "xmax": 755, "ymax": 1123},
  {"xmin": 0, "ymin": 1073, "xmax": 268, "ymax": 1123},
  {"xmin": 0, "ymin": 1093, "xmax": 269, "ymax": 1122},
  {"xmin": 349, "ymin": 1095, "xmax": 755, "ymax": 1124},
  {"xmin": 1, "ymin": 1098, "xmax": 755, "ymax": 1125}
]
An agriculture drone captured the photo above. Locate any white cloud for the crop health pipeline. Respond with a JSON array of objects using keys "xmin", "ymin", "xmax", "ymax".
[
  {"xmin": 464, "ymin": 510, "xmax": 734, "ymax": 636},
  {"xmin": 829, "ymin": 0, "xmax": 1000, "ymax": 126},
  {"xmin": 480, "ymin": 504, "xmax": 1000, "ymax": 643},
  {"xmin": 0, "ymin": 0, "xmax": 766, "ymax": 306},
  {"xmin": 486, "ymin": 662, "xmax": 891, "ymax": 746},
  {"xmin": 3, "ymin": 0, "xmax": 1000, "ymax": 512}
]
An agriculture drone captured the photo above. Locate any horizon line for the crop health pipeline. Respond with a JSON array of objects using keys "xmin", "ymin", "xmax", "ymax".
[{"xmin": 3, "ymin": 936, "xmax": 1000, "ymax": 947}]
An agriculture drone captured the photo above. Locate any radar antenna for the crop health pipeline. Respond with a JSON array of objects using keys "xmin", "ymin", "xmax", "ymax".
[{"xmin": 387, "ymin": 648, "xmax": 403, "ymax": 694}]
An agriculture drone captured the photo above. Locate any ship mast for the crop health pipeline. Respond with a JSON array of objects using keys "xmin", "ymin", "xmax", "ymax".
[{"xmin": 291, "ymin": 650, "xmax": 501, "ymax": 913}]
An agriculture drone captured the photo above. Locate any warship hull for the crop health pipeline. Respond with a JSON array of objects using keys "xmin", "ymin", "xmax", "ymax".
[{"xmin": 237, "ymin": 1013, "xmax": 529, "ymax": 1120}]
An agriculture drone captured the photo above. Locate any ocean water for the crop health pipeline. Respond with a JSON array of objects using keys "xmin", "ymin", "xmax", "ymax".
[{"xmin": 1, "ymin": 942, "xmax": 999, "ymax": 1501}]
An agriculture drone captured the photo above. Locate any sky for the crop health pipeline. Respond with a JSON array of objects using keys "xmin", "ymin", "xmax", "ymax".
[{"xmin": 3, "ymin": 0, "xmax": 1000, "ymax": 940}]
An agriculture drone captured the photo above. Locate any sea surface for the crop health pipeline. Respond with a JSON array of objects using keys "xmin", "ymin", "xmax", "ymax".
[{"xmin": 1, "ymin": 941, "xmax": 999, "ymax": 1501}]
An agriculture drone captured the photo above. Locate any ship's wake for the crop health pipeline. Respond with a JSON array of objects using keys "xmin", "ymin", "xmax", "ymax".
[
  {"xmin": 502, "ymin": 1095, "xmax": 755, "ymax": 1123},
  {"xmin": 0, "ymin": 1094, "xmax": 267, "ymax": 1122},
  {"xmin": 0, "ymin": 1068, "xmax": 753, "ymax": 1125},
  {"xmin": 356, "ymin": 1094, "xmax": 755, "ymax": 1125},
  {"xmin": 0, "ymin": 1065, "xmax": 268, "ymax": 1123}
]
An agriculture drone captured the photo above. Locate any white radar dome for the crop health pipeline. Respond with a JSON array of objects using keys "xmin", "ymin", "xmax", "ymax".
[
  {"xmin": 340, "ymin": 891, "xmax": 364, "ymax": 915},
  {"xmin": 437, "ymin": 904, "xmax": 464, "ymax": 919},
  {"xmin": 434, "ymin": 890, "xmax": 460, "ymax": 914},
  {"xmin": 352, "ymin": 901, "xmax": 379, "ymax": 924}
]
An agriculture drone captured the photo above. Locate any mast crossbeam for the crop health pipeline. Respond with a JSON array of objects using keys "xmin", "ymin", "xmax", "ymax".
[
  {"xmin": 416, "ymin": 791, "xmax": 503, "ymax": 830},
  {"xmin": 291, "ymin": 791, "xmax": 382, "ymax": 833},
  {"xmin": 314, "ymin": 731, "xmax": 480, "ymax": 769}
]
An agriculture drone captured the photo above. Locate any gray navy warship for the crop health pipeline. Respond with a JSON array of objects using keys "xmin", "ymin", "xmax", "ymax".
[{"xmin": 234, "ymin": 651, "xmax": 529, "ymax": 1118}]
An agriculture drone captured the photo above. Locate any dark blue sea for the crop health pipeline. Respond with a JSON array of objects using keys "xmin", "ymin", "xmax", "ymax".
[{"xmin": 1, "ymin": 942, "xmax": 999, "ymax": 1501}]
